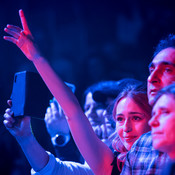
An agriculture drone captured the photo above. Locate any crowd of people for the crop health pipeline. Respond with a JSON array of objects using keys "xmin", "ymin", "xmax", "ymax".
[{"xmin": 2, "ymin": 9, "xmax": 175, "ymax": 175}]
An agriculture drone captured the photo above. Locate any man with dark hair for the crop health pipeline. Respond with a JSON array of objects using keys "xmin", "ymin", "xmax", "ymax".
[
  {"xmin": 121, "ymin": 34, "xmax": 175, "ymax": 174},
  {"xmin": 153, "ymin": 34, "xmax": 175, "ymax": 57}
]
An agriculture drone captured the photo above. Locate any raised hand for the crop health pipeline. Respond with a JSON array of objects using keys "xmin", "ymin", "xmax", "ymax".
[
  {"xmin": 44, "ymin": 98, "xmax": 70, "ymax": 137},
  {"xmin": 3, "ymin": 101, "xmax": 49, "ymax": 171},
  {"xmin": 4, "ymin": 9, "xmax": 40, "ymax": 61},
  {"xmin": 3, "ymin": 106, "xmax": 32, "ymax": 139}
]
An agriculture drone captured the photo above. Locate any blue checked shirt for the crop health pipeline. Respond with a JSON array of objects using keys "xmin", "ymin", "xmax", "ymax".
[{"xmin": 120, "ymin": 131, "xmax": 170, "ymax": 175}]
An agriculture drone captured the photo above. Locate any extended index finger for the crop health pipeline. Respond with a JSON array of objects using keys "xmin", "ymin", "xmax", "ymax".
[{"xmin": 19, "ymin": 9, "xmax": 30, "ymax": 32}]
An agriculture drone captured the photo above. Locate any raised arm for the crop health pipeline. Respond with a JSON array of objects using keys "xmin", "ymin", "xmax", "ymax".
[
  {"xmin": 4, "ymin": 9, "xmax": 80, "ymax": 118},
  {"xmin": 4, "ymin": 10, "xmax": 114, "ymax": 174}
]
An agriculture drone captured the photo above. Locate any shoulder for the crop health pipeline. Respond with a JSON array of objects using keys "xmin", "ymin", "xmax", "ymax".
[
  {"xmin": 126, "ymin": 131, "xmax": 169, "ymax": 165},
  {"xmin": 130, "ymin": 131, "xmax": 152, "ymax": 152},
  {"xmin": 136, "ymin": 131, "xmax": 152, "ymax": 145},
  {"xmin": 125, "ymin": 131, "xmax": 153, "ymax": 162}
]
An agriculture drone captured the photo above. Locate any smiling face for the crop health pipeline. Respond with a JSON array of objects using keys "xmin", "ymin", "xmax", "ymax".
[
  {"xmin": 147, "ymin": 48, "xmax": 175, "ymax": 106},
  {"xmin": 149, "ymin": 94, "xmax": 175, "ymax": 159},
  {"xmin": 114, "ymin": 97, "xmax": 151, "ymax": 150}
]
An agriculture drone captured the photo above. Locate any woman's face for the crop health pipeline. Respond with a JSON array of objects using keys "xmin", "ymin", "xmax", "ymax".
[
  {"xmin": 114, "ymin": 97, "xmax": 151, "ymax": 150},
  {"xmin": 149, "ymin": 94, "xmax": 175, "ymax": 159}
]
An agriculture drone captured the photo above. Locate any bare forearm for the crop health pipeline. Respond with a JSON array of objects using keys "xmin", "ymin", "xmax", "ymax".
[{"xmin": 16, "ymin": 135, "xmax": 49, "ymax": 172}]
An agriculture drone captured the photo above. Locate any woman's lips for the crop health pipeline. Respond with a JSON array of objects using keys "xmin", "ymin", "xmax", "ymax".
[{"xmin": 124, "ymin": 136, "xmax": 138, "ymax": 142}]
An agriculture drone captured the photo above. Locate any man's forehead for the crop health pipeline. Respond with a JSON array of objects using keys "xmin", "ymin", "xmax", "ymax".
[
  {"xmin": 148, "ymin": 60, "xmax": 175, "ymax": 68},
  {"xmin": 149, "ymin": 48, "xmax": 175, "ymax": 67}
]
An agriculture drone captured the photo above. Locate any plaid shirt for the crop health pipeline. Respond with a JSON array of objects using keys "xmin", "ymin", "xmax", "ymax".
[{"xmin": 120, "ymin": 131, "xmax": 170, "ymax": 175}]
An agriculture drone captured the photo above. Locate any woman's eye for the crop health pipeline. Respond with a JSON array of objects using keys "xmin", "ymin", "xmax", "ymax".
[
  {"xmin": 133, "ymin": 116, "xmax": 142, "ymax": 121},
  {"xmin": 161, "ymin": 109, "xmax": 169, "ymax": 114}
]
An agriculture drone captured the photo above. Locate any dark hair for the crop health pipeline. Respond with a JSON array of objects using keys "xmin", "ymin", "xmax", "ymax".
[
  {"xmin": 153, "ymin": 34, "xmax": 175, "ymax": 57},
  {"xmin": 153, "ymin": 83, "xmax": 175, "ymax": 106},
  {"xmin": 83, "ymin": 78, "xmax": 145, "ymax": 109},
  {"xmin": 82, "ymin": 80, "xmax": 120, "ymax": 108},
  {"xmin": 116, "ymin": 78, "xmax": 146, "ymax": 91}
]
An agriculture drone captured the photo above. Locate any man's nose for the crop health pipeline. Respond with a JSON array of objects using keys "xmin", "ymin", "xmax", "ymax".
[{"xmin": 147, "ymin": 69, "xmax": 161, "ymax": 84}]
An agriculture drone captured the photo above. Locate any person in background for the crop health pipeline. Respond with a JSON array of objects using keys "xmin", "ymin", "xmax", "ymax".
[
  {"xmin": 45, "ymin": 80, "xmax": 120, "ymax": 157},
  {"xmin": 84, "ymin": 78, "xmax": 144, "ymax": 145},
  {"xmin": 44, "ymin": 83, "xmax": 85, "ymax": 163}
]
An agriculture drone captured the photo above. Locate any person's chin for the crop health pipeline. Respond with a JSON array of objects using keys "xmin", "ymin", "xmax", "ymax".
[
  {"xmin": 148, "ymin": 95, "xmax": 155, "ymax": 106},
  {"xmin": 124, "ymin": 143, "xmax": 133, "ymax": 151},
  {"xmin": 152, "ymin": 140, "xmax": 162, "ymax": 150}
]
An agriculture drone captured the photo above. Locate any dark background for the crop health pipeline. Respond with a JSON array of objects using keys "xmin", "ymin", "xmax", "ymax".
[
  {"xmin": 1, "ymin": 0, "xmax": 175, "ymax": 114},
  {"xmin": 0, "ymin": 0, "xmax": 175, "ymax": 173}
]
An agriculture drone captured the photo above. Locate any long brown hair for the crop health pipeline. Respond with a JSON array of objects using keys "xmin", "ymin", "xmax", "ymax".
[{"xmin": 112, "ymin": 83, "xmax": 152, "ymax": 171}]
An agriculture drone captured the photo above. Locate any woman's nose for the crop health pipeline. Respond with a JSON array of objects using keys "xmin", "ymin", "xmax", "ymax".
[
  {"xmin": 123, "ymin": 119, "xmax": 132, "ymax": 133},
  {"xmin": 148, "ymin": 114, "xmax": 159, "ymax": 127}
]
